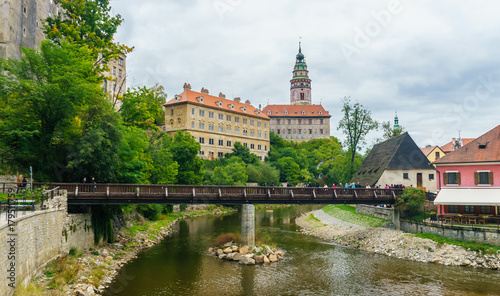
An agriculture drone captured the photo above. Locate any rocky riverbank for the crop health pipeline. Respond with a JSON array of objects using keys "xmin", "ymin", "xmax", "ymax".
[
  {"xmin": 296, "ymin": 210, "xmax": 500, "ymax": 270},
  {"xmin": 208, "ymin": 244, "xmax": 285, "ymax": 265},
  {"xmin": 26, "ymin": 207, "xmax": 237, "ymax": 296}
]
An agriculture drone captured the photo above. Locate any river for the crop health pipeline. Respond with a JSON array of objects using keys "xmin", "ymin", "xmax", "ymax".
[{"xmin": 107, "ymin": 205, "xmax": 500, "ymax": 296}]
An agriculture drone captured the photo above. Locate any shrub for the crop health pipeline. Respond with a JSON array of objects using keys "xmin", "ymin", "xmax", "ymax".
[
  {"xmin": 395, "ymin": 187, "xmax": 427, "ymax": 218},
  {"xmin": 137, "ymin": 204, "xmax": 163, "ymax": 221},
  {"xmin": 68, "ymin": 247, "xmax": 77, "ymax": 256},
  {"xmin": 216, "ymin": 233, "xmax": 241, "ymax": 247}
]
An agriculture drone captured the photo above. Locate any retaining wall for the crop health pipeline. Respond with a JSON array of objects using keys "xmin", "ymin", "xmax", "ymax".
[
  {"xmin": 356, "ymin": 204, "xmax": 393, "ymax": 220},
  {"xmin": 0, "ymin": 192, "xmax": 94, "ymax": 296}
]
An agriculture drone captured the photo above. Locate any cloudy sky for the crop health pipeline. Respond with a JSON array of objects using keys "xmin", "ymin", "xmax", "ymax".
[{"xmin": 110, "ymin": 0, "xmax": 500, "ymax": 150}]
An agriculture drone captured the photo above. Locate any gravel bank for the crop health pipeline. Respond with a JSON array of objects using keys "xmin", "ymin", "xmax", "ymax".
[{"xmin": 296, "ymin": 209, "xmax": 500, "ymax": 270}]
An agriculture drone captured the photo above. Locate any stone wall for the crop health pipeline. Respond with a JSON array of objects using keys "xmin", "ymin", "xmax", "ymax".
[
  {"xmin": 0, "ymin": 192, "xmax": 94, "ymax": 295},
  {"xmin": 400, "ymin": 220, "xmax": 500, "ymax": 246},
  {"xmin": 356, "ymin": 204, "xmax": 393, "ymax": 220}
]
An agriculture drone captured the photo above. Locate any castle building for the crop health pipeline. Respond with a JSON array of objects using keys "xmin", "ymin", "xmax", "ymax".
[
  {"xmin": 163, "ymin": 84, "xmax": 270, "ymax": 161},
  {"xmin": 101, "ymin": 55, "xmax": 127, "ymax": 109},
  {"xmin": 263, "ymin": 43, "xmax": 331, "ymax": 141}
]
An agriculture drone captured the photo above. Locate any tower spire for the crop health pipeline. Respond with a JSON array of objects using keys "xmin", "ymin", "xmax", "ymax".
[
  {"xmin": 394, "ymin": 110, "xmax": 400, "ymax": 130},
  {"xmin": 290, "ymin": 40, "xmax": 311, "ymax": 105}
]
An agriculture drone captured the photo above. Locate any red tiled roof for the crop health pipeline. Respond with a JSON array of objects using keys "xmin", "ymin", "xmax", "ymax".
[
  {"xmin": 420, "ymin": 146, "xmax": 438, "ymax": 157},
  {"xmin": 262, "ymin": 104, "xmax": 331, "ymax": 117},
  {"xmin": 434, "ymin": 125, "xmax": 500, "ymax": 164},
  {"xmin": 440, "ymin": 138, "xmax": 475, "ymax": 153},
  {"xmin": 164, "ymin": 89, "xmax": 269, "ymax": 119}
]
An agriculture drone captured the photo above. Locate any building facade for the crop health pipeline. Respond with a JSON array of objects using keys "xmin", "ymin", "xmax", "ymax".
[
  {"xmin": 263, "ymin": 43, "xmax": 331, "ymax": 141},
  {"xmin": 0, "ymin": 0, "xmax": 59, "ymax": 60},
  {"xmin": 434, "ymin": 125, "xmax": 500, "ymax": 216},
  {"xmin": 101, "ymin": 55, "xmax": 127, "ymax": 109},
  {"xmin": 420, "ymin": 145, "xmax": 446, "ymax": 163},
  {"xmin": 163, "ymin": 84, "xmax": 270, "ymax": 160}
]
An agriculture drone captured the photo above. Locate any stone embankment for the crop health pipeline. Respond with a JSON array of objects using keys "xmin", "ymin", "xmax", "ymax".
[
  {"xmin": 296, "ymin": 210, "xmax": 500, "ymax": 270},
  {"xmin": 31, "ymin": 208, "xmax": 237, "ymax": 295},
  {"xmin": 208, "ymin": 244, "xmax": 285, "ymax": 265}
]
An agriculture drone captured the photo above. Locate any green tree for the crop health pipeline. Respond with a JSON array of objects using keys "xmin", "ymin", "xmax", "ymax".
[
  {"xmin": 171, "ymin": 131, "xmax": 204, "ymax": 185},
  {"xmin": 147, "ymin": 131, "xmax": 178, "ymax": 184},
  {"xmin": 394, "ymin": 187, "xmax": 427, "ymax": 218},
  {"xmin": 337, "ymin": 97, "xmax": 378, "ymax": 174},
  {"xmin": 211, "ymin": 166, "xmax": 233, "ymax": 185},
  {"xmin": 375, "ymin": 121, "xmax": 406, "ymax": 143},
  {"xmin": 43, "ymin": 0, "xmax": 133, "ymax": 64},
  {"xmin": 224, "ymin": 158, "xmax": 248, "ymax": 185},
  {"xmin": 120, "ymin": 84, "xmax": 167, "ymax": 130},
  {"xmin": 0, "ymin": 40, "xmax": 106, "ymax": 179},
  {"xmin": 276, "ymin": 157, "xmax": 300, "ymax": 183},
  {"xmin": 224, "ymin": 142, "xmax": 259, "ymax": 165}
]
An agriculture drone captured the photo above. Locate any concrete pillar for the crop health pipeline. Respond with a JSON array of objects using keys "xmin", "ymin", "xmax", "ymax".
[
  {"xmin": 241, "ymin": 204, "xmax": 255, "ymax": 247},
  {"xmin": 392, "ymin": 208, "xmax": 400, "ymax": 230}
]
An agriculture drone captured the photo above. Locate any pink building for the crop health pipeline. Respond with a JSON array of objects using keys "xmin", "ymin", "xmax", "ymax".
[{"xmin": 434, "ymin": 125, "xmax": 500, "ymax": 216}]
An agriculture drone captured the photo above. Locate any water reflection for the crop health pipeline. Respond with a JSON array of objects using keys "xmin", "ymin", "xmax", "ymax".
[{"xmin": 108, "ymin": 206, "xmax": 500, "ymax": 296}]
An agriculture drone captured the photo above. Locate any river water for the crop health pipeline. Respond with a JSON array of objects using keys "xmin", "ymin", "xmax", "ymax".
[{"xmin": 107, "ymin": 206, "xmax": 500, "ymax": 296}]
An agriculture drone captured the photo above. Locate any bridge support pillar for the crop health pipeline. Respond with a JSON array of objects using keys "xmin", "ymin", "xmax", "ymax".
[
  {"xmin": 241, "ymin": 204, "xmax": 255, "ymax": 247},
  {"xmin": 392, "ymin": 208, "xmax": 400, "ymax": 230}
]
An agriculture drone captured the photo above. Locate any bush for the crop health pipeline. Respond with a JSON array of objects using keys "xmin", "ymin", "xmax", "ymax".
[
  {"xmin": 216, "ymin": 233, "xmax": 241, "ymax": 247},
  {"xmin": 68, "ymin": 247, "xmax": 77, "ymax": 256},
  {"xmin": 137, "ymin": 204, "xmax": 163, "ymax": 221},
  {"xmin": 395, "ymin": 187, "xmax": 427, "ymax": 218}
]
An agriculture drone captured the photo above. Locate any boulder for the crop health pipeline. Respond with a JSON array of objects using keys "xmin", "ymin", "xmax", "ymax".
[
  {"xmin": 224, "ymin": 247, "xmax": 233, "ymax": 254},
  {"xmin": 254, "ymin": 247, "xmax": 263, "ymax": 254},
  {"xmin": 239, "ymin": 246, "xmax": 249, "ymax": 255},
  {"xmin": 263, "ymin": 256, "xmax": 270, "ymax": 264},
  {"xmin": 265, "ymin": 246, "xmax": 274, "ymax": 256},
  {"xmin": 432, "ymin": 257, "xmax": 440, "ymax": 263},
  {"xmin": 254, "ymin": 255, "xmax": 264, "ymax": 263},
  {"xmin": 269, "ymin": 254, "xmax": 278, "ymax": 262},
  {"xmin": 275, "ymin": 249, "xmax": 284, "ymax": 257},
  {"xmin": 239, "ymin": 255, "xmax": 256, "ymax": 265},
  {"xmin": 216, "ymin": 249, "xmax": 224, "ymax": 256},
  {"xmin": 218, "ymin": 254, "xmax": 227, "ymax": 260},
  {"xmin": 208, "ymin": 248, "xmax": 214, "ymax": 253},
  {"xmin": 226, "ymin": 252, "xmax": 237, "ymax": 260},
  {"xmin": 232, "ymin": 246, "xmax": 239, "ymax": 252},
  {"xmin": 233, "ymin": 253, "xmax": 242, "ymax": 261}
]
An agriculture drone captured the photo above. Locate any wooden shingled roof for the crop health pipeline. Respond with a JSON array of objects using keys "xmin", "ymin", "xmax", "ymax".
[{"xmin": 351, "ymin": 133, "xmax": 435, "ymax": 186}]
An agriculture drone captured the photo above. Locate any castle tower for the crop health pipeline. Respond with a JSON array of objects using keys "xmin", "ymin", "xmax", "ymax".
[{"xmin": 290, "ymin": 42, "xmax": 312, "ymax": 105}]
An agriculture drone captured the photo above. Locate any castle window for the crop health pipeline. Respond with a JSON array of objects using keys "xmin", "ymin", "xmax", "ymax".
[
  {"xmin": 300, "ymin": 93, "xmax": 305, "ymax": 100},
  {"xmin": 118, "ymin": 57, "xmax": 124, "ymax": 66},
  {"xmin": 23, "ymin": 3, "xmax": 27, "ymax": 15}
]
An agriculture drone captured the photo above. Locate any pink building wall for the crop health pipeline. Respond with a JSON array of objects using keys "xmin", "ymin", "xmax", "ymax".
[{"xmin": 435, "ymin": 163, "xmax": 500, "ymax": 215}]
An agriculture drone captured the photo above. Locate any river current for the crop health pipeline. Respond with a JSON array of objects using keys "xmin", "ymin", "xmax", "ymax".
[{"xmin": 107, "ymin": 206, "xmax": 500, "ymax": 296}]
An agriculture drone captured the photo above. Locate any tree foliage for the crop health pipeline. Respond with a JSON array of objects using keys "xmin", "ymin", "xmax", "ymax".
[
  {"xmin": 375, "ymin": 121, "xmax": 406, "ymax": 143},
  {"xmin": 394, "ymin": 187, "xmax": 427, "ymax": 218},
  {"xmin": 171, "ymin": 131, "xmax": 204, "ymax": 185},
  {"xmin": 120, "ymin": 84, "xmax": 167, "ymax": 130},
  {"xmin": 337, "ymin": 97, "xmax": 378, "ymax": 174}
]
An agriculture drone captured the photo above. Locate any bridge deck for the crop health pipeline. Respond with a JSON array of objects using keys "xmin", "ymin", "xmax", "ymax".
[{"xmin": 1, "ymin": 183, "xmax": 401, "ymax": 205}]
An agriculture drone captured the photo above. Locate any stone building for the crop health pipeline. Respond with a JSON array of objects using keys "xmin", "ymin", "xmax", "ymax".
[
  {"xmin": 0, "ymin": 0, "xmax": 59, "ymax": 60},
  {"xmin": 163, "ymin": 84, "xmax": 270, "ymax": 161},
  {"xmin": 263, "ymin": 43, "xmax": 331, "ymax": 141},
  {"xmin": 101, "ymin": 55, "xmax": 127, "ymax": 109}
]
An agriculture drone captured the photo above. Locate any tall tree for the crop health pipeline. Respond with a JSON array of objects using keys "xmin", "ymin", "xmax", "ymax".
[
  {"xmin": 171, "ymin": 131, "xmax": 204, "ymax": 185},
  {"xmin": 120, "ymin": 84, "xmax": 167, "ymax": 130},
  {"xmin": 224, "ymin": 142, "xmax": 259, "ymax": 165},
  {"xmin": 43, "ymin": 0, "xmax": 133, "ymax": 65},
  {"xmin": 337, "ymin": 97, "xmax": 378, "ymax": 174}
]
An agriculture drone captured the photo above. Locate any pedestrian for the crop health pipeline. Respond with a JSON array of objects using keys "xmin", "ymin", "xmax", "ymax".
[
  {"xmin": 91, "ymin": 177, "xmax": 96, "ymax": 192},
  {"xmin": 82, "ymin": 177, "xmax": 87, "ymax": 183},
  {"xmin": 22, "ymin": 176, "xmax": 28, "ymax": 188},
  {"xmin": 16, "ymin": 174, "xmax": 23, "ymax": 193}
]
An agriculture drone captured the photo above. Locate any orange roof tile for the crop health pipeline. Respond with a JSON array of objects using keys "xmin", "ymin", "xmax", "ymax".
[
  {"xmin": 164, "ymin": 89, "xmax": 269, "ymax": 119},
  {"xmin": 440, "ymin": 138, "xmax": 475, "ymax": 153},
  {"xmin": 434, "ymin": 125, "xmax": 500, "ymax": 164},
  {"xmin": 262, "ymin": 104, "xmax": 331, "ymax": 118}
]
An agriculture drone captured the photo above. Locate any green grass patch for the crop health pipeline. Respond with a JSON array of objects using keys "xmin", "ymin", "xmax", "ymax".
[
  {"xmin": 413, "ymin": 233, "xmax": 500, "ymax": 254},
  {"xmin": 322, "ymin": 205, "xmax": 388, "ymax": 228},
  {"xmin": 410, "ymin": 211, "xmax": 431, "ymax": 221}
]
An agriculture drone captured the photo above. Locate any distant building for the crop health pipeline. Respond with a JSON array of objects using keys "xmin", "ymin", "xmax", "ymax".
[
  {"xmin": 440, "ymin": 138, "xmax": 475, "ymax": 154},
  {"xmin": 351, "ymin": 132, "xmax": 437, "ymax": 192},
  {"xmin": 163, "ymin": 84, "xmax": 270, "ymax": 161},
  {"xmin": 433, "ymin": 124, "xmax": 500, "ymax": 217},
  {"xmin": 0, "ymin": 0, "xmax": 60, "ymax": 60},
  {"xmin": 263, "ymin": 43, "xmax": 331, "ymax": 142},
  {"xmin": 101, "ymin": 55, "xmax": 127, "ymax": 109},
  {"xmin": 420, "ymin": 146, "xmax": 446, "ymax": 163}
]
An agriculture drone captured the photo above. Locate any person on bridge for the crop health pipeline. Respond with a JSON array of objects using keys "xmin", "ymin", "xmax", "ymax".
[{"xmin": 91, "ymin": 177, "xmax": 96, "ymax": 192}]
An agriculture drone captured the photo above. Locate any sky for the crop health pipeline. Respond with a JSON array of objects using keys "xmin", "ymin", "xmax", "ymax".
[{"xmin": 109, "ymin": 0, "xmax": 500, "ymax": 150}]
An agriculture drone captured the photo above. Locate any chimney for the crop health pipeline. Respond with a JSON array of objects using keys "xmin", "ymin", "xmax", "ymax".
[
  {"xmin": 245, "ymin": 100, "xmax": 251, "ymax": 105},
  {"xmin": 234, "ymin": 97, "xmax": 241, "ymax": 103},
  {"xmin": 183, "ymin": 83, "xmax": 191, "ymax": 90},
  {"xmin": 219, "ymin": 92, "xmax": 226, "ymax": 99},
  {"xmin": 258, "ymin": 104, "xmax": 261, "ymax": 111},
  {"xmin": 201, "ymin": 87, "xmax": 209, "ymax": 94}
]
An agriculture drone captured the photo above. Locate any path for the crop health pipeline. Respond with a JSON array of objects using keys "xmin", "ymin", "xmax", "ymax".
[{"xmin": 312, "ymin": 209, "xmax": 365, "ymax": 230}]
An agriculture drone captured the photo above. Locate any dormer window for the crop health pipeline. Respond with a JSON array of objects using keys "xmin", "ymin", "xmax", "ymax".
[
  {"xmin": 229, "ymin": 103, "xmax": 234, "ymax": 110},
  {"xmin": 216, "ymin": 100, "xmax": 223, "ymax": 107},
  {"xmin": 267, "ymin": 110, "xmax": 271, "ymax": 115},
  {"xmin": 301, "ymin": 110, "xmax": 306, "ymax": 115},
  {"xmin": 479, "ymin": 144, "xmax": 487, "ymax": 150},
  {"xmin": 319, "ymin": 110, "xmax": 322, "ymax": 115},
  {"xmin": 240, "ymin": 106, "xmax": 247, "ymax": 112},
  {"xmin": 174, "ymin": 95, "xmax": 182, "ymax": 102},
  {"xmin": 254, "ymin": 110, "xmax": 260, "ymax": 115},
  {"xmin": 284, "ymin": 110, "xmax": 288, "ymax": 115},
  {"xmin": 196, "ymin": 96, "xmax": 204, "ymax": 103}
]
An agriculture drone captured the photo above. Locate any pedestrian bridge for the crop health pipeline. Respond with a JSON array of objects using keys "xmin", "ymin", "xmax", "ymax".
[{"xmin": 6, "ymin": 183, "xmax": 402, "ymax": 205}]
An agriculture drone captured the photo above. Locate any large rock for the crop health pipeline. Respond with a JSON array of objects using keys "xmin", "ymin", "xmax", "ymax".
[
  {"xmin": 239, "ymin": 255, "xmax": 256, "ymax": 265},
  {"xmin": 224, "ymin": 247, "xmax": 233, "ymax": 254},
  {"xmin": 218, "ymin": 254, "xmax": 227, "ymax": 260},
  {"xmin": 216, "ymin": 249, "xmax": 224, "ymax": 256},
  {"xmin": 226, "ymin": 252, "xmax": 237, "ymax": 260},
  {"xmin": 239, "ymin": 246, "xmax": 249, "ymax": 255},
  {"xmin": 263, "ymin": 256, "xmax": 270, "ymax": 264},
  {"xmin": 265, "ymin": 246, "xmax": 274, "ymax": 256},
  {"xmin": 233, "ymin": 253, "xmax": 242, "ymax": 261},
  {"xmin": 254, "ymin": 247, "xmax": 263, "ymax": 254},
  {"xmin": 254, "ymin": 255, "xmax": 264, "ymax": 263},
  {"xmin": 269, "ymin": 254, "xmax": 278, "ymax": 262},
  {"xmin": 275, "ymin": 249, "xmax": 285, "ymax": 257},
  {"xmin": 232, "ymin": 246, "xmax": 239, "ymax": 252}
]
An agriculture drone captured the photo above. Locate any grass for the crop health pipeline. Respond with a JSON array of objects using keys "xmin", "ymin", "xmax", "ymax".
[
  {"xmin": 304, "ymin": 213, "xmax": 326, "ymax": 229},
  {"xmin": 413, "ymin": 233, "xmax": 500, "ymax": 255},
  {"xmin": 322, "ymin": 205, "xmax": 388, "ymax": 227}
]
